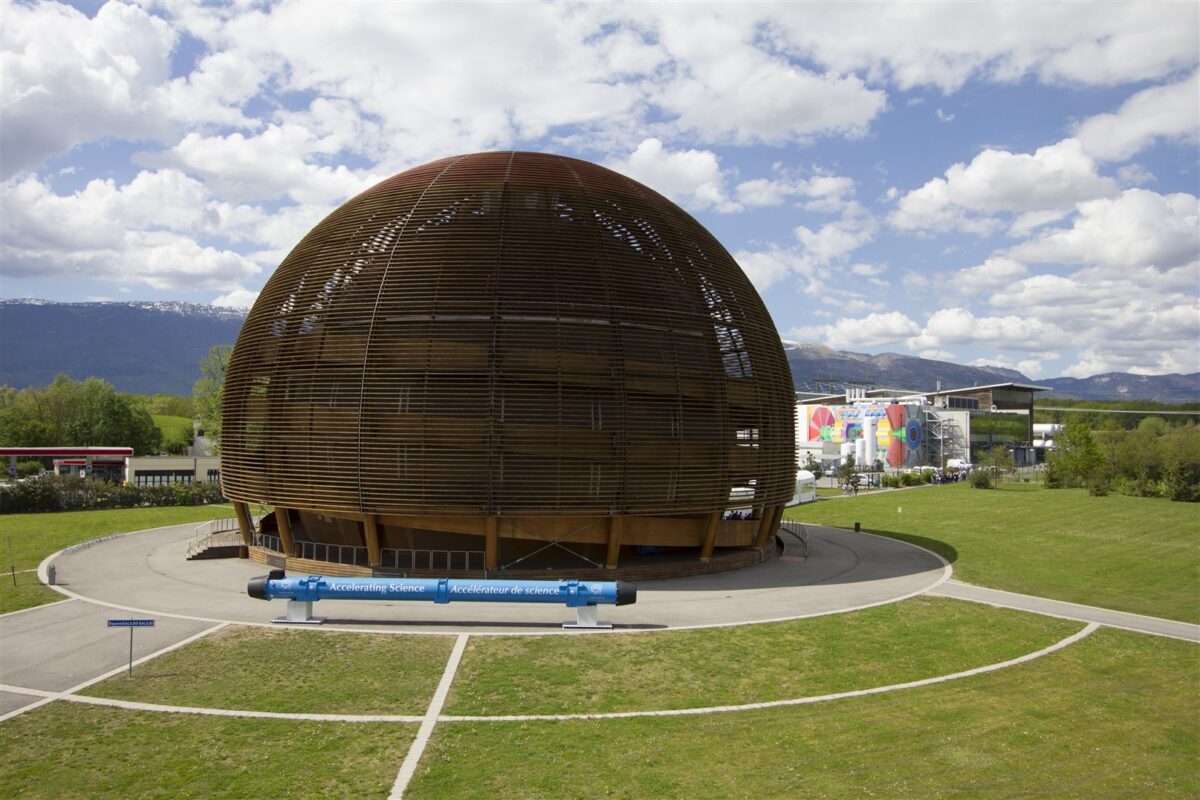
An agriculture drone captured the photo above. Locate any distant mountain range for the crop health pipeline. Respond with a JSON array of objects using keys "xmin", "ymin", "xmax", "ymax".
[
  {"xmin": 1035, "ymin": 372, "xmax": 1200, "ymax": 403},
  {"xmin": 0, "ymin": 299, "xmax": 244, "ymax": 395},
  {"xmin": 784, "ymin": 343, "xmax": 1029, "ymax": 394},
  {"xmin": 1, "ymin": 300, "xmax": 1196, "ymax": 402}
]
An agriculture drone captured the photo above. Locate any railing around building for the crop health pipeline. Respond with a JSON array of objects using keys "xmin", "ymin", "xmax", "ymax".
[
  {"xmin": 378, "ymin": 548, "xmax": 485, "ymax": 572},
  {"xmin": 292, "ymin": 539, "xmax": 369, "ymax": 567},
  {"xmin": 236, "ymin": 523, "xmax": 485, "ymax": 572},
  {"xmin": 778, "ymin": 519, "xmax": 809, "ymax": 558},
  {"xmin": 251, "ymin": 532, "xmax": 282, "ymax": 552},
  {"xmin": 187, "ymin": 515, "xmax": 260, "ymax": 558}
]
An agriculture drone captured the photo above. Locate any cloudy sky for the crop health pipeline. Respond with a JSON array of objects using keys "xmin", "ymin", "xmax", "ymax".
[{"xmin": 2, "ymin": 1, "xmax": 1198, "ymax": 379}]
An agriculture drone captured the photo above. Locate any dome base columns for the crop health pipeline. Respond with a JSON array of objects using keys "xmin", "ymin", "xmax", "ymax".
[
  {"xmin": 698, "ymin": 511, "xmax": 721, "ymax": 562},
  {"xmin": 232, "ymin": 501, "xmax": 255, "ymax": 546},
  {"xmin": 605, "ymin": 516, "xmax": 623, "ymax": 569}
]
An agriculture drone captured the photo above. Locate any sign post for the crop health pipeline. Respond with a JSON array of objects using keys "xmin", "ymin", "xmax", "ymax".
[{"xmin": 107, "ymin": 619, "xmax": 155, "ymax": 676}]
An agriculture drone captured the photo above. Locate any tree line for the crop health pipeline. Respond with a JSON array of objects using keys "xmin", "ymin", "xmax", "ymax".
[
  {"xmin": 1034, "ymin": 398, "xmax": 1200, "ymax": 430},
  {"xmin": 0, "ymin": 345, "xmax": 230, "ymax": 469},
  {"xmin": 1045, "ymin": 417, "xmax": 1199, "ymax": 502}
]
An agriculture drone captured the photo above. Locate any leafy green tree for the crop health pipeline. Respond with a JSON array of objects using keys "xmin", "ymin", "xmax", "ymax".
[
  {"xmin": 1162, "ymin": 425, "xmax": 1200, "ymax": 502},
  {"xmin": 981, "ymin": 445, "xmax": 1015, "ymax": 486},
  {"xmin": 837, "ymin": 453, "xmax": 857, "ymax": 485},
  {"xmin": 802, "ymin": 452, "xmax": 823, "ymax": 480},
  {"xmin": 193, "ymin": 345, "xmax": 232, "ymax": 454},
  {"xmin": 1137, "ymin": 416, "xmax": 1169, "ymax": 436},
  {"xmin": 0, "ymin": 375, "xmax": 160, "ymax": 455},
  {"xmin": 16, "ymin": 460, "xmax": 43, "ymax": 478},
  {"xmin": 1046, "ymin": 418, "xmax": 1103, "ymax": 489},
  {"xmin": 1116, "ymin": 428, "xmax": 1163, "ymax": 496}
]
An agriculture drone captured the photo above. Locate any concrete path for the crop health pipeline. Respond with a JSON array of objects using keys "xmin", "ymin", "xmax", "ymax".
[
  {"xmin": 0, "ymin": 521, "xmax": 946, "ymax": 724},
  {"xmin": 932, "ymin": 580, "xmax": 1200, "ymax": 642},
  {"xmin": 0, "ymin": 598, "xmax": 215, "ymax": 717},
  {"xmin": 39, "ymin": 523, "xmax": 949, "ymax": 634}
]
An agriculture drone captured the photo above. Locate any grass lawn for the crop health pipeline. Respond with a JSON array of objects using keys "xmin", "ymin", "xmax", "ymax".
[
  {"xmin": 82, "ymin": 625, "xmax": 454, "ymax": 715},
  {"xmin": 412, "ymin": 628, "xmax": 1199, "ymax": 798},
  {"xmin": 152, "ymin": 414, "xmax": 194, "ymax": 448},
  {"xmin": 788, "ymin": 482, "xmax": 1200, "ymax": 624},
  {"xmin": 0, "ymin": 704, "xmax": 413, "ymax": 799},
  {"xmin": 448, "ymin": 596, "xmax": 1077, "ymax": 715},
  {"xmin": 0, "ymin": 505, "xmax": 236, "ymax": 614}
]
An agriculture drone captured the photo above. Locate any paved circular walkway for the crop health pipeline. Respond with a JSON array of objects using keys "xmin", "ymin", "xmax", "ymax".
[{"xmin": 46, "ymin": 522, "xmax": 950, "ymax": 634}]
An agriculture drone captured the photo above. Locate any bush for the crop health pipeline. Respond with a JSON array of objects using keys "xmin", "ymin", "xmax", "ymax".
[
  {"xmin": 1043, "ymin": 459, "xmax": 1065, "ymax": 488},
  {"xmin": 881, "ymin": 474, "xmax": 901, "ymax": 489},
  {"xmin": 970, "ymin": 470, "xmax": 993, "ymax": 489},
  {"xmin": 899, "ymin": 471, "xmax": 923, "ymax": 487},
  {"xmin": 0, "ymin": 475, "xmax": 224, "ymax": 514},
  {"xmin": 16, "ymin": 460, "xmax": 44, "ymax": 478}
]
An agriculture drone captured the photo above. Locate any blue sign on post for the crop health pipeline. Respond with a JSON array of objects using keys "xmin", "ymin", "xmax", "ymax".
[{"xmin": 108, "ymin": 619, "xmax": 154, "ymax": 676}]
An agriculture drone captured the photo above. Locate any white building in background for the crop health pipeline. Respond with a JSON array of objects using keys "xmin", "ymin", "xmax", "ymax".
[
  {"xmin": 124, "ymin": 455, "xmax": 221, "ymax": 487},
  {"xmin": 797, "ymin": 382, "xmax": 1048, "ymax": 471}
]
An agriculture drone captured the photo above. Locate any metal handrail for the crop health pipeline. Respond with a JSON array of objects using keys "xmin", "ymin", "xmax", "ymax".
[
  {"xmin": 187, "ymin": 515, "xmax": 261, "ymax": 557},
  {"xmin": 293, "ymin": 539, "xmax": 369, "ymax": 567},
  {"xmin": 779, "ymin": 519, "xmax": 809, "ymax": 559},
  {"xmin": 251, "ymin": 532, "xmax": 283, "ymax": 552},
  {"xmin": 379, "ymin": 548, "xmax": 485, "ymax": 572}
]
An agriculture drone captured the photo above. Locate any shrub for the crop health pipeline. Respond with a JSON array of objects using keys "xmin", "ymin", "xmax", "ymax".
[
  {"xmin": 881, "ymin": 474, "xmax": 901, "ymax": 489},
  {"xmin": 16, "ymin": 460, "xmax": 43, "ymax": 478},
  {"xmin": 0, "ymin": 475, "xmax": 224, "ymax": 514},
  {"xmin": 970, "ymin": 469, "xmax": 993, "ymax": 489}
]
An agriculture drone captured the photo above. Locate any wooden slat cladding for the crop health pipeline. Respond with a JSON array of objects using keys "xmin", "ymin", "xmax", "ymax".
[{"xmin": 222, "ymin": 152, "xmax": 795, "ymax": 526}]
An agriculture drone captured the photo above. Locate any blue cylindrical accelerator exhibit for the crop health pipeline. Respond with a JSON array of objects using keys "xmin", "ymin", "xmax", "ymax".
[{"xmin": 247, "ymin": 571, "xmax": 636, "ymax": 608}]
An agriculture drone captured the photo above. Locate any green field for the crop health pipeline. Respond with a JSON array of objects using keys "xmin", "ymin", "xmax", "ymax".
[
  {"xmin": 0, "ymin": 706, "xmax": 413, "ymax": 799},
  {"xmin": 412, "ymin": 628, "xmax": 1199, "ymax": 798},
  {"xmin": 448, "ymin": 596, "xmax": 1077, "ymax": 714},
  {"xmin": 2, "ymin": 484, "xmax": 1196, "ymax": 797},
  {"xmin": 0, "ymin": 505, "xmax": 235, "ymax": 613},
  {"xmin": 152, "ymin": 414, "xmax": 195, "ymax": 451},
  {"xmin": 82, "ymin": 625, "xmax": 454, "ymax": 715},
  {"xmin": 788, "ymin": 482, "xmax": 1200, "ymax": 623}
]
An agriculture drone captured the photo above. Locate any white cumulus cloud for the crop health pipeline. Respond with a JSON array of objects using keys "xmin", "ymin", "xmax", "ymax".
[
  {"xmin": 890, "ymin": 139, "xmax": 1118, "ymax": 234},
  {"xmin": 609, "ymin": 138, "xmax": 742, "ymax": 213},
  {"xmin": 1076, "ymin": 72, "xmax": 1200, "ymax": 162},
  {"xmin": 1, "ymin": 1, "xmax": 177, "ymax": 179},
  {"xmin": 1010, "ymin": 189, "xmax": 1200, "ymax": 272},
  {"xmin": 790, "ymin": 311, "xmax": 921, "ymax": 350}
]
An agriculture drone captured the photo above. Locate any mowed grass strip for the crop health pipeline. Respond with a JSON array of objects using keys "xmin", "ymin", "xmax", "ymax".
[
  {"xmin": 0, "ymin": 505, "xmax": 236, "ymax": 614},
  {"xmin": 413, "ymin": 628, "xmax": 1199, "ymax": 799},
  {"xmin": 81, "ymin": 625, "xmax": 454, "ymax": 715},
  {"xmin": 446, "ymin": 596, "xmax": 1078, "ymax": 715},
  {"xmin": 789, "ymin": 482, "xmax": 1200, "ymax": 623},
  {"xmin": 0, "ymin": 704, "xmax": 413, "ymax": 799},
  {"xmin": 0, "ymin": 570, "xmax": 63, "ymax": 615}
]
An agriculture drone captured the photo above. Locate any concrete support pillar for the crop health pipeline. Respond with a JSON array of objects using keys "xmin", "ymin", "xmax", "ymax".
[
  {"xmin": 485, "ymin": 516, "xmax": 499, "ymax": 570},
  {"xmin": 699, "ymin": 510, "xmax": 721, "ymax": 562},
  {"xmin": 605, "ymin": 515, "xmax": 623, "ymax": 569},
  {"xmin": 274, "ymin": 507, "xmax": 295, "ymax": 556},
  {"xmin": 232, "ymin": 501, "xmax": 254, "ymax": 546},
  {"xmin": 362, "ymin": 515, "xmax": 382, "ymax": 567}
]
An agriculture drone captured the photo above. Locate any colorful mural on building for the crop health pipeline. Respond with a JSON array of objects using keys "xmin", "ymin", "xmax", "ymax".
[{"xmin": 804, "ymin": 403, "xmax": 924, "ymax": 467}]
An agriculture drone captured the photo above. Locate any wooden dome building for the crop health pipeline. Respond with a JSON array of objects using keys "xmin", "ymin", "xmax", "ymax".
[{"xmin": 221, "ymin": 151, "xmax": 795, "ymax": 578}]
